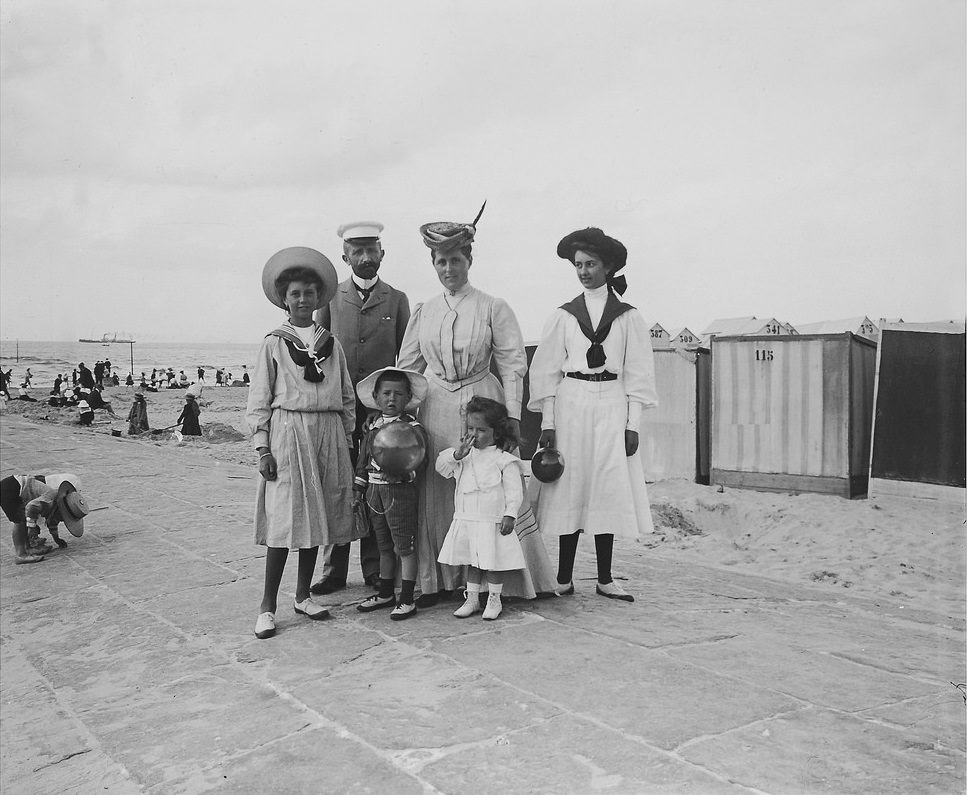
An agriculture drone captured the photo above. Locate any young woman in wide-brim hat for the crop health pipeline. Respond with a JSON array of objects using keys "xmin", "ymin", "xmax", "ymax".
[
  {"xmin": 246, "ymin": 246, "xmax": 360, "ymax": 639},
  {"xmin": 527, "ymin": 227, "xmax": 659, "ymax": 602}
]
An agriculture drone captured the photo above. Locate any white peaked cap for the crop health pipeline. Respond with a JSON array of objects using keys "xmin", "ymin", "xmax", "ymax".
[{"xmin": 337, "ymin": 221, "xmax": 384, "ymax": 240}]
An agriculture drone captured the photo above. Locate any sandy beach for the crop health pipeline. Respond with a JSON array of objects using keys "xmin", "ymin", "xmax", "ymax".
[
  {"xmin": 1, "ymin": 385, "xmax": 964, "ymax": 792},
  {"xmin": 3, "ymin": 383, "xmax": 963, "ymax": 618}
]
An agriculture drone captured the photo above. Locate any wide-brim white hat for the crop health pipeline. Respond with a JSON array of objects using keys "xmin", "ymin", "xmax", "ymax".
[
  {"xmin": 45, "ymin": 473, "xmax": 89, "ymax": 537},
  {"xmin": 356, "ymin": 367, "xmax": 428, "ymax": 411},
  {"xmin": 262, "ymin": 247, "xmax": 338, "ymax": 310}
]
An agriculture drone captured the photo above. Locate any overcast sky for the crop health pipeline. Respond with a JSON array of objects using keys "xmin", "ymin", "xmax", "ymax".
[{"xmin": 1, "ymin": 0, "xmax": 964, "ymax": 344}]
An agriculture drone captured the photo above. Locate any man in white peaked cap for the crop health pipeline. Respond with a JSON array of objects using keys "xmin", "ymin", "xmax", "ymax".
[{"xmin": 311, "ymin": 221, "xmax": 411, "ymax": 595}]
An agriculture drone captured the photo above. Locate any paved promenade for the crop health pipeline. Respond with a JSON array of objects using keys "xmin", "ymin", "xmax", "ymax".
[{"xmin": 1, "ymin": 415, "xmax": 964, "ymax": 794}]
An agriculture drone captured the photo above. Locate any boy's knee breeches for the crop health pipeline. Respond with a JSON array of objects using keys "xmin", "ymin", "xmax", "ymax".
[{"xmin": 366, "ymin": 483, "xmax": 418, "ymax": 558}]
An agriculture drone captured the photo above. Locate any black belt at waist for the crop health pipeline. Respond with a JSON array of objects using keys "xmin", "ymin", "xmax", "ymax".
[{"xmin": 564, "ymin": 371, "xmax": 617, "ymax": 382}]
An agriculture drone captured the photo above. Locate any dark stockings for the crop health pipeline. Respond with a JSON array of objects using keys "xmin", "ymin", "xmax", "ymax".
[
  {"xmin": 261, "ymin": 546, "xmax": 319, "ymax": 613},
  {"xmin": 557, "ymin": 532, "xmax": 615, "ymax": 585}
]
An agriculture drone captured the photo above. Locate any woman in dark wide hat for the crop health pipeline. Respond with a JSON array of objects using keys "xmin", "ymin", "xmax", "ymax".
[
  {"xmin": 527, "ymin": 227, "xmax": 658, "ymax": 602},
  {"xmin": 397, "ymin": 203, "xmax": 557, "ymax": 606}
]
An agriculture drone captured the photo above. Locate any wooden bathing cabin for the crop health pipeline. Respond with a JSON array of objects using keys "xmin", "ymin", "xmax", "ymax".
[
  {"xmin": 710, "ymin": 332, "xmax": 877, "ymax": 498},
  {"xmin": 868, "ymin": 321, "xmax": 966, "ymax": 503}
]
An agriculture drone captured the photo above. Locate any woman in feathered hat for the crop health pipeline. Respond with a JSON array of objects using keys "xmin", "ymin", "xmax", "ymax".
[
  {"xmin": 526, "ymin": 227, "xmax": 659, "ymax": 602},
  {"xmin": 397, "ymin": 203, "xmax": 557, "ymax": 606},
  {"xmin": 245, "ymin": 247, "xmax": 360, "ymax": 639}
]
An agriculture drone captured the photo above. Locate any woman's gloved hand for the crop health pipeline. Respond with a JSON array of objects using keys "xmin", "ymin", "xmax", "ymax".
[{"xmin": 624, "ymin": 430, "xmax": 639, "ymax": 457}]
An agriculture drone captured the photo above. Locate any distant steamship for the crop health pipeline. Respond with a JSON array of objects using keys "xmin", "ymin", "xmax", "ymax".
[{"xmin": 78, "ymin": 332, "xmax": 136, "ymax": 344}]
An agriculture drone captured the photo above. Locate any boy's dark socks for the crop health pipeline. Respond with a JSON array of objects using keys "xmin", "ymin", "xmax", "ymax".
[
  {"xmin": 378, "ymin": 578, "xmax": 395, "ymax": 599},
  {"xmin": 399, "ymin": 579, "xmax": 416, "ymax": 604}
]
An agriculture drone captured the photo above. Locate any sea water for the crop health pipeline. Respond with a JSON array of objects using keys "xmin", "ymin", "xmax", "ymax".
[{"xmin": 0, "ymin": 339, "xmax": 260, "ymax": 391}]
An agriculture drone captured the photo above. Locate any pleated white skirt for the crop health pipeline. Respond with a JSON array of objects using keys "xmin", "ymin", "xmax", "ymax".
[{"xmin": 533, "ymin": 378, "xmax": 653, "ymax": 539}]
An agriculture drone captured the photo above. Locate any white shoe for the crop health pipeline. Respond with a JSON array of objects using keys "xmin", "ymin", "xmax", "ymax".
[
  {"xmin": 390, "ymin": 602, "xmax": 417, "ymax": 621},
  {"xmin": 482, "ymin": 593, "xmax": 502, "ymax": 620},
  {"xmin": 294, "ymin": 598, "xmax": 331, "ymax": 620},
  {"xmin": 255, "ymin": 612, "xmax": 276, "ymax": 639},
  {"xmin": 453, "ymin": 591, "xmax": 480, "ymax": 618},
  {"xmin": 596, "ymin": 581, "xmax": 634, "ymax": 602}
]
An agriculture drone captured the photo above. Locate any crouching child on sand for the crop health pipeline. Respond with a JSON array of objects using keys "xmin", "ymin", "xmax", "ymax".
[
  {"xmin": 0, "ymin": 473, "xmax": 89, "ymax": 563},
  {"xmin": 353, "ymin": 367, "xmax": 429, "ymax": 621}
]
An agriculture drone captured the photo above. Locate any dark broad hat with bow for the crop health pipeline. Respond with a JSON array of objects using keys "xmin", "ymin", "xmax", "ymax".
[{"xmin": 556, "ymin": 227, "xmax": 629, "ymax": 295}]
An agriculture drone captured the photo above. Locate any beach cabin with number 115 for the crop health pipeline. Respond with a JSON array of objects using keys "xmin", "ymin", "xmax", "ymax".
[{"xmin": 710, "ymin": 333, "xmax": 877, "ymax": 497}]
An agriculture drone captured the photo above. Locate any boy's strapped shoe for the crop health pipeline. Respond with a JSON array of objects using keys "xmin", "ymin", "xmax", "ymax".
[
  {"xmin": 357, "ymin": 593, "xmax": 395, "ymax": 612},
  {"xmin": 389, "ymin": 602, "xmax": 417, "ymax": 621}
]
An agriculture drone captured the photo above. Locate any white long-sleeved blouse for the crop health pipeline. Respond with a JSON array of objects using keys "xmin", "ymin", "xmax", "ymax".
[
  {"xmin": 396, "ymin": 284, "xmax": 527, "ymax": 419},
  {"xmin": 526, "ymin": 288, "xmax": 658, "ymax": 433}
]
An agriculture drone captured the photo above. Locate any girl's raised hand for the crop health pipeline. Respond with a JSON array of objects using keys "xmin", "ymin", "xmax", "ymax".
[{"xmin": 454, "ymin": 431, "xmax": 475, "ymax": 460}]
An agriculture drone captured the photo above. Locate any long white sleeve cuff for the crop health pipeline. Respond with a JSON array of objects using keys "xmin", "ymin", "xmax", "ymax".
[
  {"xmin": 540, "ymin": 397, "xmax": 555, "ymax": 430},
  {"xmin": 626, "ymin": 401, "xmax": 642, "ymax": 433}
]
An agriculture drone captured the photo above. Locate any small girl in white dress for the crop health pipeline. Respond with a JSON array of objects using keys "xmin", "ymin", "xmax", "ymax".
[{"xmin": 436, "ymin": 396, "xmax": 526, "ymax": 620}]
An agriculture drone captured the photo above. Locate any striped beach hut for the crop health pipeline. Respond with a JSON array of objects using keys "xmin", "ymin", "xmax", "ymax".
[
  {"xmin": 710, "ymin": 332, "xmax": 877, "ymax": 497},
  {"xmin": 648, "ymin": 323, "xmax": 672, "ymax": 349},
  {"xmin": 669, "ymin": 327, "xmax": 701, "ymax": 350},
  {"xmin": 796, "ymin": 316, "xmax": 878, "ymax": 342},
  {"xmin": 701, "ymin": 316, "xmax": 796, "ymax": 346},
  {"xmin": 639, "ymin": 347, "xmax": 711, "ymax": 483},
  {"xmin": 868, "ymin": 321, "xmax": 966, "ymax": 502}
]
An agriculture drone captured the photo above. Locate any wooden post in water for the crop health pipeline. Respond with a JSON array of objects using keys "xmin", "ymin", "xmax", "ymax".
[{"xmin": 128, "ymin": 341, "xmax": 135, "ymax": 377}]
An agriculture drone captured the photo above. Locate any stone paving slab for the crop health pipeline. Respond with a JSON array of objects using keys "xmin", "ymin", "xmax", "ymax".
[
  {"xmin": 2, "ymin": 415, "xmax": 965, "ymax": 793},
  {"xmin": 679, "ymin": 707, "xmax": 964, "ymax": 794}
]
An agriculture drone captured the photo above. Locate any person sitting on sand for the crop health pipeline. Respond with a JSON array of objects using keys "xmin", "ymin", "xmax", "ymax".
[
  {"xmin": 86, "ymin": 386, "xmax": 118, "ymax": 416},
  {"xmin": 16, "ymin": 386, "xmax": 37, "ymax": 402},
  {"xmin": 0, "ymin": 473, "xmax": 90, "ymax": 564},
  {"xmin": 127, "ymin": 390, "xmax": 150, "ymax": 435}
]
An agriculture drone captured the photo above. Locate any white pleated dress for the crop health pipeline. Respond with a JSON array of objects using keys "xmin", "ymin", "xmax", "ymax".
[
  {"xmin": 527, "ymin": 286, "xmax": 659, "ymax": 539},
  {"xmin": 436, "ymin": 446, "xmax": 527, "ymax": 572}
]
